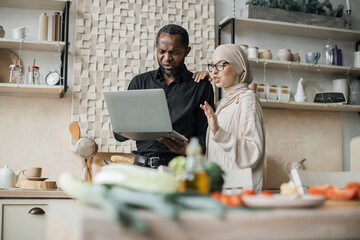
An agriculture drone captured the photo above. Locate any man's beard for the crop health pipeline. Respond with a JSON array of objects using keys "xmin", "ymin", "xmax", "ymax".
[{"xmin": 158, "ymin": 59, "xmax": 185, "ymax": 77}]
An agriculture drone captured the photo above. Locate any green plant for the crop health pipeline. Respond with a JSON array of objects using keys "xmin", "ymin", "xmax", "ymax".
[{"xmin": 246, "ymin": 0, "xmax": 344, "ymax": 17}]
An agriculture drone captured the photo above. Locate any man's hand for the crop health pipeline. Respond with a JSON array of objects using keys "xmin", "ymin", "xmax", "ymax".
[
  {"xmin": 192, "ymin": 71, "xmax": 212, "ymax": 83},
  {"xmin": 158, "ymin": 137, "xmax": 188, "ymax": 155},
  {"xmin": 200, "ymin": 101, "xmax": 219, "ymax": 135}
]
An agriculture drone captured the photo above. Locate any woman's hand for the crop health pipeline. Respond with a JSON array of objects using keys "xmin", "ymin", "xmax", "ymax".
[
  {"xmin": 192, "ymin": 71, "xmax": 212, "ymax": 83},
  {"xmin": 200, "ymin": 101, "xmax": 219, "ymax": 135},
  {"xmin": 158, "ymin": 137, "xmax": 188, "ymax": 155}
]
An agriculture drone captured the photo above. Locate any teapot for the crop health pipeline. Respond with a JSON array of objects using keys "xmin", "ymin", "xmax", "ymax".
[
  {"xmin": 0, "ymin": 165, "xmax": 21, "ymax": 188},
  {"xmin": 285, "ymin": 159, "xmax": 306, "ymax": 178}
]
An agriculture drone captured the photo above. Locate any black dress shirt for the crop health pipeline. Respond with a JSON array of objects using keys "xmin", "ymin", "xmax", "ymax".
[{"xmin": 113, "ymin": 65, "xmax": 214, "ymax": 160}]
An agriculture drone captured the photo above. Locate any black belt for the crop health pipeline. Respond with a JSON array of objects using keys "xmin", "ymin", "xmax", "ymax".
[{"xmin": 133, "ymin": 155, "xmax": 171, "ymax": 168}]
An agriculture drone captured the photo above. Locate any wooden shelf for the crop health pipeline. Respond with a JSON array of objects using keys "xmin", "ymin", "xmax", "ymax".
[
  {"xmin": 0, "ymin": 0, "xmax": 70, "ymax": 11},
  {"xmin": 249, "ymin": 58, "xmax": 360, "ymax": 76},
  {"xmin": 260, "ymin": 99, "xmax": 360, "ymax": 112},
  {"xmin": 0, "ymin": 38, "xmax": 65, "ymax": 52},
  {"xmin": 220, "ymin": 17, "xmax": 360, "ymax": 41},
  {"xmin": 0, "ymin": 83, "xmax": 64, "ymax": 96}
]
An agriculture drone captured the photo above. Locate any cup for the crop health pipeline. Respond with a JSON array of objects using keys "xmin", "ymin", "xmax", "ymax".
[
  {"xmin": 22, "ymin": 167, "xmax": 42, "ymax": 178},
  {"xmin": 12, "ymin": 27, "xmax": 28, "ymax": 40},
  {"xmin": 332, "ymin": 79, "xmax": 348, "ymax": 101},
  {"xmin": 305, "ymin": 52, "xmax": 321, "ymax": 64},
  {"xmin": 248, "ymin": 46, "xmax": 258, "ymax": 59}
]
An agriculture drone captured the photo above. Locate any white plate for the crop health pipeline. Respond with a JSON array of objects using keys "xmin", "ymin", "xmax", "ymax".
[
  {"xmin": 242, "ymin": 194, "xmax": 325, "ymax": 208},
  {"xmin": 302, "ymin": 81, "xmax": 321, "ymax": 102}
]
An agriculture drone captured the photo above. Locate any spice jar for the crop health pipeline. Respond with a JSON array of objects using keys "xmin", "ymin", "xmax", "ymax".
[
  {"xmin": 9, "ymin": 64, "xmax": 23, "ymax": 84},
  {"xmin": 278, "ymin": 85, "xmax": 290, "ymax": 101},
  {"xmin": 26, "ymin": 66, "xmax": 40, "ymax": 85}
]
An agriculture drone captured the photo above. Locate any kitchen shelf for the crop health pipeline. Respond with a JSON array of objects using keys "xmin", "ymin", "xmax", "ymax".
[
  {"xmin": 0, "ymin": 83, "xmax": 64, "ymax": 96},
  {"xmin": 249, "ymin": 58, "xmax": 360, "ymax": 76},
  {"xmin": 0, "ymin": 38, "xmax": 65, "ymax": 52},
  {"xmin": 0, "ymin": 0, "xmax": 69, "ymax": 11},
  {"xmin": 219, "ymin": 16, "xmax": 360, "ymax": 41},
  {"xmin": 260, "ymin": 99, "xmax": 360, "ymax": 112}
]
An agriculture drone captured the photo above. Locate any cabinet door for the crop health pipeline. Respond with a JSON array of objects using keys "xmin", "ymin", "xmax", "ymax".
[{"xmin": 3, "ymin": 203, "xmax": 47, "ymax": 240}]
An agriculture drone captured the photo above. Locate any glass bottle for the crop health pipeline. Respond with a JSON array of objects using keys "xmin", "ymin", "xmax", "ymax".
[
  {"xmin": 178, "ymin": 137, "xmax": 209, "ymax": 195},
  {"xmin": 8, "ymin": 64, "xmax": 23, "ymax": 84},
  {"xmin": 26, "ymin": 66, "xmax": 40, "ymax": 85},
  {"xmin": 323, "ymin": 39, "xmax": 334, "ymax": 65}
]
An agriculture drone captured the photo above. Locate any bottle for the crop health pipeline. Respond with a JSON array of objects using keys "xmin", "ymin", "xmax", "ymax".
[
  {"xmin": 52, "ymin": 12, "xmax": 61, "ymax": 41},
  {"xmin": 8, "ymin": 64, "xmax": 22, "ymax": 84},
  {"xmin": 178, "ymin": 137, "xmax": 209, "ymax": 195},
  {"xmin": 39, "ymin": 13, "xmax": 48, "ymax": 41}
]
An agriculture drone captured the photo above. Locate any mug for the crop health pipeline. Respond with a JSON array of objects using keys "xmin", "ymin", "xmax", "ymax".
[
  {"xmin": 248, "ymin": 46, "xmax": 258, "ymax": 59},
  {"xmin": 305, "ymin": 52, "xmax": 321, "ymax": 64},
  {"xmin": 12, "ymin": 27, "xmax": 28, "ymax": 40},
  {"xmin": 22, "ymin": 167, "xmax": 42, "ymax": 178},
  {"xmin": 332, "ymin": 79, "xmax": 348, "ymax": 101}
]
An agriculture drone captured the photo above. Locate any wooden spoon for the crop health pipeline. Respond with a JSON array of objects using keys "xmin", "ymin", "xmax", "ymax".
[{"xmin": 69, "ymin": 122, "xmax": 91, "ymax": 182}]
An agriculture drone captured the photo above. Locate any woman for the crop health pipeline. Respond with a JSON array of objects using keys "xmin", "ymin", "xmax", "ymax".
[{"xmin": 199, "ymin": 44, "xmax": 265, "ymax": 192}]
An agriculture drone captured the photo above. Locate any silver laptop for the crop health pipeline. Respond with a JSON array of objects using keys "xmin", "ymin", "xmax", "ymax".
[{"xmin": 104, "ymin": 89, "xmax": 188, "ymax": 141}]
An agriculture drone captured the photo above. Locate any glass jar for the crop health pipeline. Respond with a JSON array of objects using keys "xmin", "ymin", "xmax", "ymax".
[
  {"xmin": 26, "ymin": 66, "xmax": 40, "ymax": 85},
  {"xmin": 8, "ymin": 64, "xmax": 23, "ymax": 84},
  {"xmin": 266, "ymin": 84, "xmax": 278, "ymax": 100}
]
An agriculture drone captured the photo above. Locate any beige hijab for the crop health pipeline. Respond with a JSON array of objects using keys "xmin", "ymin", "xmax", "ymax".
[{"xmin": 213, "ymin": 44, "xmax": 253, "ymax": 114}]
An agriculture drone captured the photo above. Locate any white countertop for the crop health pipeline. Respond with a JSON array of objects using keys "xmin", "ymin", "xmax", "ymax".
[{"xmin": 0, "ymin": 188, "xmax": 70, "ymax": 199}]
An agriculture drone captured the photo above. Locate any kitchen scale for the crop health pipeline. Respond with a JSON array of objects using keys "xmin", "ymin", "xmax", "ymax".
[{"xmin": 313, "ymin": 92, "xmax": 347, "ymax": 104}]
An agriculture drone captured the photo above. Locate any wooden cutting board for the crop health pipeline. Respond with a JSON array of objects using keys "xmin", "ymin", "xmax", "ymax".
[
  {"xmin": 18, "ymin": 180, "xmax": 57, "ymax": 190},
  {"xmin": 325, "ymin": 200, "xmax": 360, "ymax": 207}
]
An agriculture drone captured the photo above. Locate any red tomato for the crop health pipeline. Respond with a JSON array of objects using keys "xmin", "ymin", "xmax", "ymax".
[
  {"xmin": 211, "ymin": 191, "xmax": 222, "ymax": 201},
  {"xmin": 228, "ymin": 195, "xmax": 243, "ymax": 207},
  {"xmin": 219, "ymin": 194, "xmax": 231, "ymax": 206},
  {"xmin": 261, "ymin": 190, "xmax": 273, "ymax": 197},
  {"xmin": 345, "ymin": 182, "xmax": 360, "ymax": 199},
  {"xmin": 242, "ymin": 189, "xmax": 256, "ymax": 196},
  {"xmin": 308, "ymin": 184, "xmax": 332, "ymax": 197},
  {"xmin": 326, "ymin": 187, "xmax": 357, "ymax": 201}
]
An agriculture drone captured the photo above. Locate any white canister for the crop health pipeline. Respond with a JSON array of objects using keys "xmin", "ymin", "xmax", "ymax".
[
  {"xmin": 332, "ymin": 79, "xmax": 348, "ymax": 101},
  {"xmin": 256, "ymin": 83, "xmax": 266, "ymax": 99},
  {"xmin": 278, "ymin": 86, "xmax": 290, "ymax": 101},
  {"xmin": 239, "ymin": 44, "xmax": 248, "ymax": 55},
  {"xmin": 248, "ymin": 46, "xmax": 258, "ymax": 59},
  {"xmin": 354, "ymin": 42, "xmax": 360, "ymax": 68},
  {"xmin": 266, "ymin": 84, "xmax": 278, "ymax": 100}
]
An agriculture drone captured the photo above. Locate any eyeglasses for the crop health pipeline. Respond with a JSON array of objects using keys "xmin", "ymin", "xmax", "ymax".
[{"xmin": 207, "ymin": 61, "xmax": 229, "ymax": 72}]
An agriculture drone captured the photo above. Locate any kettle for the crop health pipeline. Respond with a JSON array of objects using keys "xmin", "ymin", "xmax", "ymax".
[
  {"xmin": 0, "ymin": 165, "xmax": 21, "ymax": 188},
  {"xmin": 285, "ymin": 159, "xmax": 306, "ymax": 179}
]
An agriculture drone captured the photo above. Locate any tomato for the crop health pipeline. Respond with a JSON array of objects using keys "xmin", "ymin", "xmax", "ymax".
[
  {"xmin": 308, "ymin": 184, "xmax": 332, "ymax": 197},
  {"xmin": 345, "ymin": 182, "xmax": 360, "ymax": 199},
  {"xmin": 261, "ymin": 190, "xmax": 273, "ymax": 197},
  {"xmin": 326, "ymin": 187, "xmax": 357, "ymax": 201},
  {"xmin": 228, "ymin": 195, "xmax": 243, "ymax": 207},
  {"xmin": 219, "ymin": 194, "xmax": 231, "ymax": 206},
  {"xmin": 211, "ymin": 191, "xmax": 222, "ymax": 201},
  {"xmin": 242, "ymin": 189, "xmax": 256, "ymax": 196}
]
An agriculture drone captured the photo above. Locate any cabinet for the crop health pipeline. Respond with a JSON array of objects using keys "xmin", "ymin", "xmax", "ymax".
[
  {"xmin": 218, "ymin": 16, "xmax": 360, "ymax": 112},
  {"xmin": 0, "ymin": 0, "xmax": 71, "ymax": 98},
  {"xmin": 0, "ymin": 198, "xmax": 73, "ymax": 240}
]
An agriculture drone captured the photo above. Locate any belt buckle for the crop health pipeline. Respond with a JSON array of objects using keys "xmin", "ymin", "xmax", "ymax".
[{"xmin": 149, "ymin": 157, "xmax": 159, "ymax": 168}]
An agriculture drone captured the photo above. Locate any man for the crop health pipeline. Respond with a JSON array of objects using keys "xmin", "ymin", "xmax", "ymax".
[{"xmin": 114, "ymin": 24, "xmax": 214, "ymax": 168}]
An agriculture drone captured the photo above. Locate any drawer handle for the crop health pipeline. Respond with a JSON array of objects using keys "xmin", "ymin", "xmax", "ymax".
[{"xmin": 28, "ymin": 207, "xmax": 45, "ymax": 215}]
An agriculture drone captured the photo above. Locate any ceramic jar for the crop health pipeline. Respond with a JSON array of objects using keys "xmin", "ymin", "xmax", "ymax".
[
  {"xmin": 292, "ymin": 52, "xmax": 300, "ymax": 62},
  {"xmin": 266, "ymin": 84, "xmax": 278, "ymax": 100},
  {"xmin": 248, "ymin": 46, "xmax": 258, "ymax": 59},
  {"xmin": 256, "ymin": 84, "xmax": 266, "ymax": 99},
  {"xmin": 258, "ymin": 49, "xmax": 272, "ymax": 59},
  {"xmin": 277, "ymin": 49, "xmax": 293, "ymax": 61},
  {"xmin": 278, "ymin": 86, "xmax": 290, "ymax": 101},
  {"xmin": 239, "ymin": 44, "xmax": 248, "ymax": 55}
]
